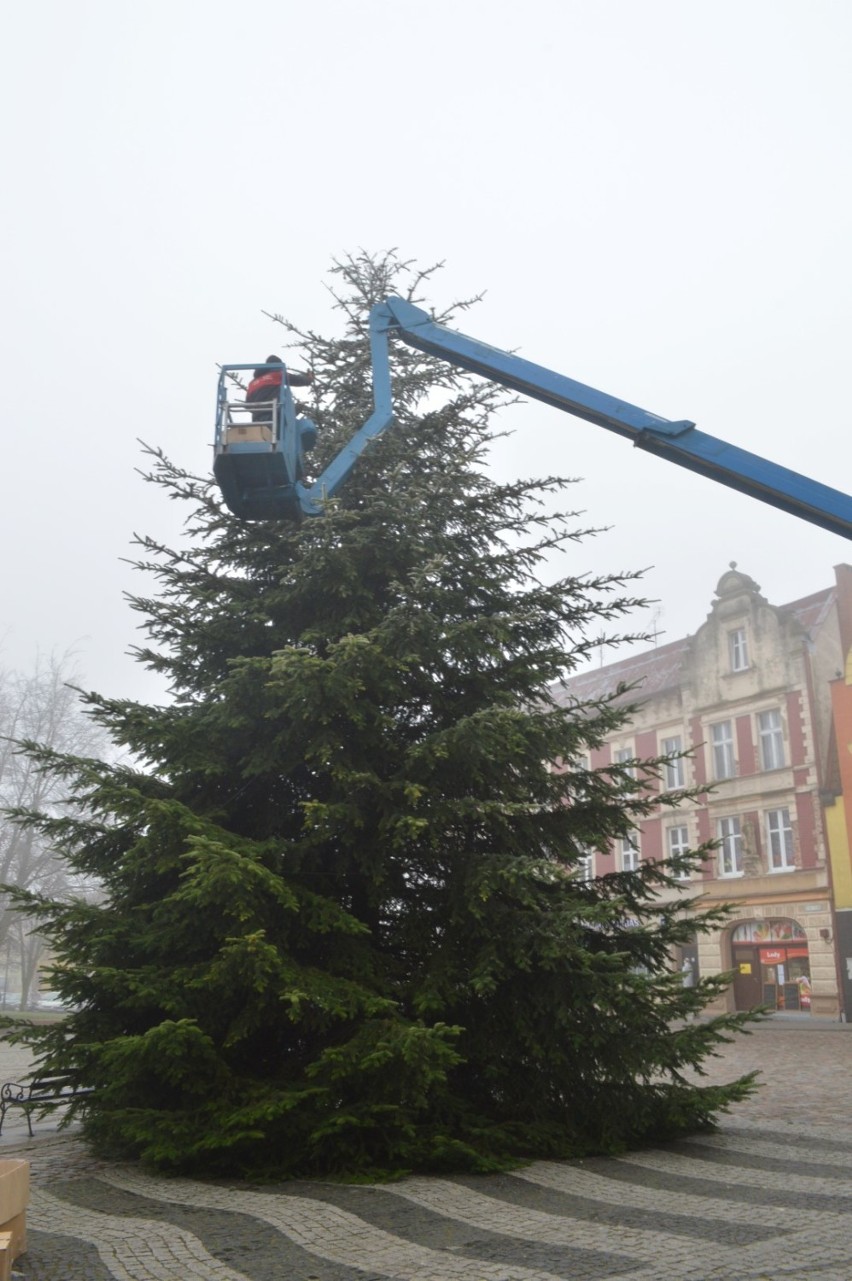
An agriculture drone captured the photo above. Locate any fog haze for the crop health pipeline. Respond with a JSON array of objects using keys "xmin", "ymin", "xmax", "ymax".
[{"xmin": 2, "ymin": 1, "xmax": 850, "ymax": 700}]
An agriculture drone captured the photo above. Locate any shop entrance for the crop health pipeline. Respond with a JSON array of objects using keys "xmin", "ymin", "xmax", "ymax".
[{"xmin": 730, "ymin": 919, "xmax": 811, "ymax": 1012}]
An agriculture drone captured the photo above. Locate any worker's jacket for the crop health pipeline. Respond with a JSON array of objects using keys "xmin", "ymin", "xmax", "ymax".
[{"xmin": 246, "ymin": 368, "xmax": 311, "ymax": 403}]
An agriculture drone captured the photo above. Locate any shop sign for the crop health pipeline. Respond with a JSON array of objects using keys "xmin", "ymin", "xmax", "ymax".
[
  {"xmin": 759, "ymin": 947, "xmax": 785, "ymax": 964},
  {"xmin": 732, "ymin": 919, "xmax": 807, "ymax": 942}
]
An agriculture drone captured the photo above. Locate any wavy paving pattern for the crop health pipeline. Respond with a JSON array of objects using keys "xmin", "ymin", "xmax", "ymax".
[{"xmin": 20, "ymin": 1120, "xmax": 852, "ymax": 1281}]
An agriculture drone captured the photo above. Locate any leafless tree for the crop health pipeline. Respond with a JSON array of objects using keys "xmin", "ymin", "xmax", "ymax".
[{"xmin": 0, "ymin": 653, "xmax": 104, "ymax": 1007}]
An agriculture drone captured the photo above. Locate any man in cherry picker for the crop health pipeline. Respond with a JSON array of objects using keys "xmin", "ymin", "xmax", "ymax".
[{"xmin": 246, "ymin": 355, "xmax": 313, "ymax": 424}]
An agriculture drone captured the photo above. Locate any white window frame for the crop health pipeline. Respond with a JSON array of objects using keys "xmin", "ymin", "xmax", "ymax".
[
  {"xmin": 711, "ymin": 721, "xmax": 736, "ymax": 780},
  {"xmin": 717, "ymin": 816, "xmax": 743, "ymax": 877},
  {"xmin": 757, "ymin": 708, "xmax": 785, "ymax": 771},
  {"xmin": 661, "ymin": 735, "xmax": 685, "ymax": 789},
  {"xmin": 619, "ymin": 835, "xmax": 640, "ymax": 872},
  {"xmin": 576, "ymin": 852, "xmax": 594, "ymax": 882},
  {"xmin": 667, "ymin": 825, "xmax": 691, "ymax": 880},
  {"xmin": 766, "ymin": 807, "xmax": 794, "ymax": 872},
  {"xmin": 614, "ymin": 746, "xmax": 635, "ymax": 779},
  {"xmin": 729, "ymin": 627, "xmax": 749, "ymax": 672}
]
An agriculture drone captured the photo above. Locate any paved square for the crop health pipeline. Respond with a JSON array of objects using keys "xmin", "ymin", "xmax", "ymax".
[{"xmin": 4, "ymin": 1021, "xmax": 850, "ymax": 1281}]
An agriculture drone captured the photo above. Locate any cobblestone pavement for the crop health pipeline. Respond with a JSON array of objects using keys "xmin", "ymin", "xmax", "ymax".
[{"xmin": 2, "ymin": 1019, "xmax": 850, "ymax": 1280}]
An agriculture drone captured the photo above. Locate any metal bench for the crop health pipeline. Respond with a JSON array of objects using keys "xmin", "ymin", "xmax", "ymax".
[{"xmin": 0, "ymin": 1075, "xmax": 93, "ymax": 1137}]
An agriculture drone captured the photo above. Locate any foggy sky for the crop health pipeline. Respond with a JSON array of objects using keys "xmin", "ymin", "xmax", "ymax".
[{"xmin": 2, "ymin": 0, "xmax": 850, "ymax": 703}]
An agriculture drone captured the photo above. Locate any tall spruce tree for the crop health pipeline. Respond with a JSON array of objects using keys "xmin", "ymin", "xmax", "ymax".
[{"xmin": 7, "ymin": 252, "xmax": 756, "ymax": 1178}]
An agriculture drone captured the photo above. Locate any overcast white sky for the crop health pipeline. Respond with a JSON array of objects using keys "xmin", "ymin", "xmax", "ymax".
[{"xmin": 1, "ymin": 0, "xmax": 850, "ymax": 702}]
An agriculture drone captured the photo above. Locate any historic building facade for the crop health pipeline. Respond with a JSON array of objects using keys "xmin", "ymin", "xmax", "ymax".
[
  {"xmin": 556, "ymin": 563, "xmax": 852, "ymax": 1019},
  {"xmin": 822, "ymin": 563, "xmax": 852, "ymax": 1018}
]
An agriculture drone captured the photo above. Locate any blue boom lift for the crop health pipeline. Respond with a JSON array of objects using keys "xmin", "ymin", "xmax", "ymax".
[{"xmin": 214, "ymin": 298, "xmax": 852, "ymax": 538}]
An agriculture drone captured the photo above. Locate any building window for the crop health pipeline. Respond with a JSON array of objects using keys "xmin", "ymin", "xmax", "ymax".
[
  {"xmin": 614, "ymin": 746, "xmax": 635, "ymax": 778},
  {"xmin": 661, "ymin": 736, "xmax": 685, "ymax": 789},
  {"xmin": 711, "ymin": 721, "xmax": 736, "ymax": 779},
  {"xmin": 667, "ymin": 825, "xmax": 691, "ymax": 879},
  {"xmin": 619, "ymin": 836, "xmax": 640, "ymax": 872},
  {"xmin": 766, "ymin": 808, "xmax": 794, "ymax": 871},
  {"xmin": 729, "ymin": 627, "xmax": 749, "ymax": 672},
  {"xmin": 576, "ymin": 852, "xmax": 594, "ymax": 882},
  {"xmin": 757, "ymin": 709, "xmax": 785, "ymax": 771},
  {"xmin": 717, "ymin": 816, "xmax": 743, "ymax": 877}
]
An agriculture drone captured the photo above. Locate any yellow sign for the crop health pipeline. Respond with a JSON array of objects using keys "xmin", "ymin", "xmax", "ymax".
[{"xmin": 739, "ymin": 962, "xmax": 752, "ymax": 975}]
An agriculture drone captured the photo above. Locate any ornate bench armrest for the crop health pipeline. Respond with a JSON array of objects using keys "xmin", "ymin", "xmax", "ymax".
[{"xmin": 0, "ymin": 1082, "xmax": 29, "ymax": 1105}]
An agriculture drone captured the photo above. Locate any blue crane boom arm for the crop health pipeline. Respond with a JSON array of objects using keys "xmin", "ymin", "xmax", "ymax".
[
  {"xmin": 298, "ymin": 313, "xmax": 395, "ymax": 511},
  {"xmin": 356, "ymin": 297, "xmax": 851, "ymax": 541}
]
